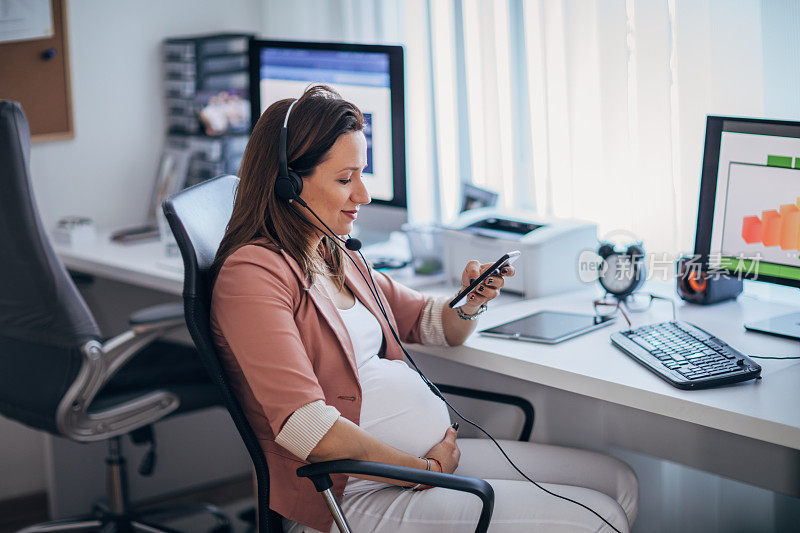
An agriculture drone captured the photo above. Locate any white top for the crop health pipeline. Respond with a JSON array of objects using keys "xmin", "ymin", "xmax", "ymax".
[{"xmin": 338, "ymin": 298, "xmax": 452, "ymax": 493}]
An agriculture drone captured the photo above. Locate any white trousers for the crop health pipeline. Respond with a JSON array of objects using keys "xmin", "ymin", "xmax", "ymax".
[{"xmin": 284, "ymin": 439, "xmax": 638, "ymax": 532}]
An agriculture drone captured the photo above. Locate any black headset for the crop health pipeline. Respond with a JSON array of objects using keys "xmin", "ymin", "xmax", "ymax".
[
  {"xmin": 272, "ymin": 97, "xmax": 622, "ymax": 533},
  {"xmin": 275, "ymin": 99, "xmax": 304, "ymax": 203},
  {"xmin": 275, "ymin": 98, "xmax": 362, "ymax": 251}
]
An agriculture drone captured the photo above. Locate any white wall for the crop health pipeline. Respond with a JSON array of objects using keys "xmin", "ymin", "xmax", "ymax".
[
  {"xmin": 28, "ymin": 0, "xmax": 263, "ymax": 231},
  {"xmin": 761, "ymin": 0, "xmax": 800, "ymax": 121},
  {"xmin": 1, "ymin": 0, "xmax": 263, "ymax": 503}
]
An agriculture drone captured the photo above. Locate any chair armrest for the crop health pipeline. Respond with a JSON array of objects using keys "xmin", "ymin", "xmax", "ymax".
[
  {"xmin": 297, "ymin": 459, "xmax": 494, "ymax": 533},
  {"xmin": 434, "ymin": 383, "xmax": 534, "ymax": 441},
  {"xmin": 55, "ymin": 318, "xmax": 185, "ymax": 442},
  {"xmin": 129, "ymin": 302, "xmax": 185, "ymax": 332}
]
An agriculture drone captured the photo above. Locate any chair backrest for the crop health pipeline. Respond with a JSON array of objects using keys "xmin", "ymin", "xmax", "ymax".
[
  {"xmin": 163, "ymin": 175, "xmax": 283, "ymax": 532},
  {"xmin": 0, "ymin": 100, "xmax": 101, "ymax": 433}
]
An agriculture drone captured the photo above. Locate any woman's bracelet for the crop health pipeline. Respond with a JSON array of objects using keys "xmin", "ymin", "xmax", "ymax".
[
  {"xmin": 411, "ymin": 456, "xmax": 443, "ymax": 491},
  {"xmin": 456, "ymin": 303, "xmax": 487, "ymax": 320},
  {"xmin": 426, "ymin": 457, "xmax": 443, "ymax": 473}
]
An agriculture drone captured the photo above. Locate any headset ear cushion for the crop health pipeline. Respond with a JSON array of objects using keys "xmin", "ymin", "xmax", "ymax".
[
  {"xmin": 275, "ymin": 176, "xmax": 298, "ymax": 201},
  {"xmin": 287, "ymin": 170, "xmax": 303, "ymax": 197},
  {"xmin": 598, "ymin": 243, "xmax": 614, "ymax": 259},
  {"xmin": 627, "ymin": 244, "xmax": 645, "ymax": 260}
]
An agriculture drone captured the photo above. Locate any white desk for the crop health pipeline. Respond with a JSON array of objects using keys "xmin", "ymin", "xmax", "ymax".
[
  {"xmin": 55, "ymin": 233, "xmax": 800, "ymax": 451},
  {"xmin": 54, "ymin": 231, "xmax": 444, "ymax": 296},
  {"xmin": 411, "ymin": 285, "xmax": 800, "ymax": 451},
  {"xmin": 53, "ymin": 233, "xmax": 800, "ymax": 530},
  {"xmin": 56, "ymin": 231, "xmax": 185, "ymax": 295}
]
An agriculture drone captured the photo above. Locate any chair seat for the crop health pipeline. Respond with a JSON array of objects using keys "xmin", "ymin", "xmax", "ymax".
[
  {"xmin": 91, "ymin": 382, "xmax": 222, "ymax": 415},
  {"xmin": 93, "ymin": 340, "xmax": 222, "ymax": 415}
]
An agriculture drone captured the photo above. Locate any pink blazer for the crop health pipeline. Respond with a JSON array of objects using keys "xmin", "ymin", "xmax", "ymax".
[{"xmin": 210, "ymin": 239, "xmax": 429, "ymax": 531}]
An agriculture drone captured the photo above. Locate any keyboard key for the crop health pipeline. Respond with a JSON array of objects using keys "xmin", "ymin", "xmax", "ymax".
[{"xmin": 630, "ymin": 336, "xmax": 658, "ymax": 351}]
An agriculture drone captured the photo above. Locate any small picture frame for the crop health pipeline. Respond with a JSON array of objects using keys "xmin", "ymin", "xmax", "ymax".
[{"xmin": 147, "ymin": 146, "xmax": 191, "ymax": 223}]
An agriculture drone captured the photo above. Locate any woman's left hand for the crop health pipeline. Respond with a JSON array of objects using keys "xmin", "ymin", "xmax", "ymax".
[{"xmin": 459, "ymin": 260, "xmax": 516, "ymax": 315}]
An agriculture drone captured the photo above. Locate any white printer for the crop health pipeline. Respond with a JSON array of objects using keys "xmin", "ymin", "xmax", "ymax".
[{"xmin": 443, "ymin": 208, "xmax": 598, "ymax": 298}]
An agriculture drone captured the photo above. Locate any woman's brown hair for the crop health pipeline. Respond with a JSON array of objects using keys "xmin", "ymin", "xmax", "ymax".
[{"xmin": 210, "ymin": 85, "xmax": 364, "ymax": 289}]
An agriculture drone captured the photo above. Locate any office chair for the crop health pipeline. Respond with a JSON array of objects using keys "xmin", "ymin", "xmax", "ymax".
[
  {"xmin": 164, "ymin": 174, "xmax": 537, "ymax": 533},
  {"xmin": 0, "ymin": 100, "xmax": 231, "ymax": 533}
]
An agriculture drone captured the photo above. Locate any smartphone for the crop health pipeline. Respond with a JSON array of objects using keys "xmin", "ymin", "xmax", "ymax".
[{"xmin": 449, "ymin": 250, "xmax": 521, "ymax": 308}]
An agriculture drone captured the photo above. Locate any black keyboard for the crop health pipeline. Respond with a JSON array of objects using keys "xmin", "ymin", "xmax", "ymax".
[{"xmin": 610, "ymin": 321, "xmax": 761, "ymax": 390}]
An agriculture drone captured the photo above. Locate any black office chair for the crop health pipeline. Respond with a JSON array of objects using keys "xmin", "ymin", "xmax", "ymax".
[
  {"xmin": 164, "ymin": 174, "xmax": 537, "ymax": 533},
  {"xmin": 0, "ymin": 100, "xmax": 231, "ymax": 533}
]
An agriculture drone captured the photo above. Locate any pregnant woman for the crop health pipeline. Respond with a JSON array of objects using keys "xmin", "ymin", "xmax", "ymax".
[{"xmin": 210, "ymin": 85, "xmax": 638, "ymax": 532}]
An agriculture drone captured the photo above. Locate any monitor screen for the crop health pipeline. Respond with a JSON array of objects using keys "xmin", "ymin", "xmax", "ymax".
[
  {"xmin": 249, "ymin": 40, "xmax": 406, "ymax": 208},
  {"xmin": 695, "ymin": 116, "xmax": 800, "ymax": 289}
]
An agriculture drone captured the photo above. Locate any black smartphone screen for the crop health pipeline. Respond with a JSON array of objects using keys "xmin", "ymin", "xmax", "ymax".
[{"xmin": 449, "ymin": 250, "xmax": 521, "ymax": 308}]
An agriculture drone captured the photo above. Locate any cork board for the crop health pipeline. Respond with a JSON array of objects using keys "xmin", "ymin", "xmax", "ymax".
[{"xmin": 0, "ymin": 0, "xmax": 73, "ymax": 142}]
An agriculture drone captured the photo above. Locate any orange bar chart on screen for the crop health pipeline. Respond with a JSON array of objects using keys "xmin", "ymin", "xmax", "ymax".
[
  {"xmin": 761, "ymin": 210, "xmax": 781, "ymax": 247},
  {"xmin": 742, "ymin": 216, "xmax": 762, "ymax": 244},
  {"xmin": 779, "ymin": 204, "xmax": 800, "ymax": 250},
  {"xmin": 797, "ymin": 197, "xmax": 800, "ymax": 250}
]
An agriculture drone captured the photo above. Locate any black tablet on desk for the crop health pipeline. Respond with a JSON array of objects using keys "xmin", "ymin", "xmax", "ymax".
[{"xmin": 479, "ymin": 311, "xmax": 616, "ymax": 344}]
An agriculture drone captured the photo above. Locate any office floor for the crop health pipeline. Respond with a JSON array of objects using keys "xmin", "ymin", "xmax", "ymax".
[{"xmin": 162, "ymin": 497, "xmax": 255, "ymax": 532}]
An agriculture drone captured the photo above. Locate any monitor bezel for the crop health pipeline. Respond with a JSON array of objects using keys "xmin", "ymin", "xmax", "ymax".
[
  {"xmin": 694, "ymin": 115, "xmax": 800, "ymax": 289},
  {"xmin": 248, "ymin": 39, "xmax": 407, "ymax": 209}
]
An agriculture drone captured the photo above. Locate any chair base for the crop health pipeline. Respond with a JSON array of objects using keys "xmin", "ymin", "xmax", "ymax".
[
  {"xmin": 17, "ymin": 438, "xmax": 232, "ymax": 533},
  {"xmin": 17, "ymin": 502, "xmax": 232, "ymax": 533}
]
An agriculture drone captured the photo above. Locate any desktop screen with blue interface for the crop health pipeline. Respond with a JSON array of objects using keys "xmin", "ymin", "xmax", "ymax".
[
  {"xmin": 708, "ymin": 120, "xmax": 800, "ymax": 284},
  {"xmin": 258, "ymin": 46, "xmax": 394, "ymax": 202}
]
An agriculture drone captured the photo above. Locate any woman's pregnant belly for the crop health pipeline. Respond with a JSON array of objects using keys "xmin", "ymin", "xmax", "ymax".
[
  {"xmin": 358, "ymin": 357, "xmax": 451, "ymax": 455},
  {"xmin": 345, "ymin": 356, "xmax": 452, "ymax": 493}
]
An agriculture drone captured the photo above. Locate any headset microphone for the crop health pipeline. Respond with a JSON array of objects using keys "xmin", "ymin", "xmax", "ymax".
[
  {"xmin": 288, "ymin": 195, "xmax": 362, "ymax": 251},
  {"xmin": 344, "ymin": 237, "xmax": 362, "ymax": 251}
]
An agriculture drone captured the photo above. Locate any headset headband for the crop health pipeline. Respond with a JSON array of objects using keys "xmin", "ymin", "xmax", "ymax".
[
  {"xmin": 278, "ymin": 99, "xmax": 298, "ymax": 180},
  {"xmin": 284, "ymin": 98, "xmax": 298, "ymax": 128}
]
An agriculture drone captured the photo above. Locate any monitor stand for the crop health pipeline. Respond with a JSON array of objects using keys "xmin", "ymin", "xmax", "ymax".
[{"xmin": 745, "ymin": 312, "xmax": 800, "ymax": 341}]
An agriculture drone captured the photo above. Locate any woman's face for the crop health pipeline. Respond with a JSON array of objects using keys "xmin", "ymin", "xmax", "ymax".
[{"xmin": 298, "ymin": 130, "xmax": 371, "ymax": 238}]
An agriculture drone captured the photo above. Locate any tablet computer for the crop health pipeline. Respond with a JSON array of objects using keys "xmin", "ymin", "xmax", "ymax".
[{"xmin": 479, "ymin": 311, "xmax": 616, "ymax": 344}]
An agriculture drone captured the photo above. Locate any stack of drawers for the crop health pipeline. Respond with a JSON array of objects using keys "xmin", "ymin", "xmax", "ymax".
[{"xmin": 161, "ymin": 32, "xmax": 253, "ymax": 183}]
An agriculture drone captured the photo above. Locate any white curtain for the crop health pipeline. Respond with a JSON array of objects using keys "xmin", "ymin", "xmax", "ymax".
[{"xmin": 262, "ymin": 0, "xmax": 785, "ymax": 255}]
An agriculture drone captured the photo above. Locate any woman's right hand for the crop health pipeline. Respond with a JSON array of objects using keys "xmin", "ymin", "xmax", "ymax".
[{"xmin": 424, "ymin": 426, "xmax": 461, "ymax": 474}]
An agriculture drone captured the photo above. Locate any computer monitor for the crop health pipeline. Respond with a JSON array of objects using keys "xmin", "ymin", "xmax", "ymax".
[
  {"xmin": 248, "ymin": 39, "xmax": 407, "ymax": 245},
  {"xmin": 695, "ymin": 115, "xmax": 800, "ymax": 339}
]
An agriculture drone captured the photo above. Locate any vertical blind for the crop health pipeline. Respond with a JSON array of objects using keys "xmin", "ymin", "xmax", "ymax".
[{"xmin": 263, "ymin": 0, "xmax": 781, "ymax": 255}]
